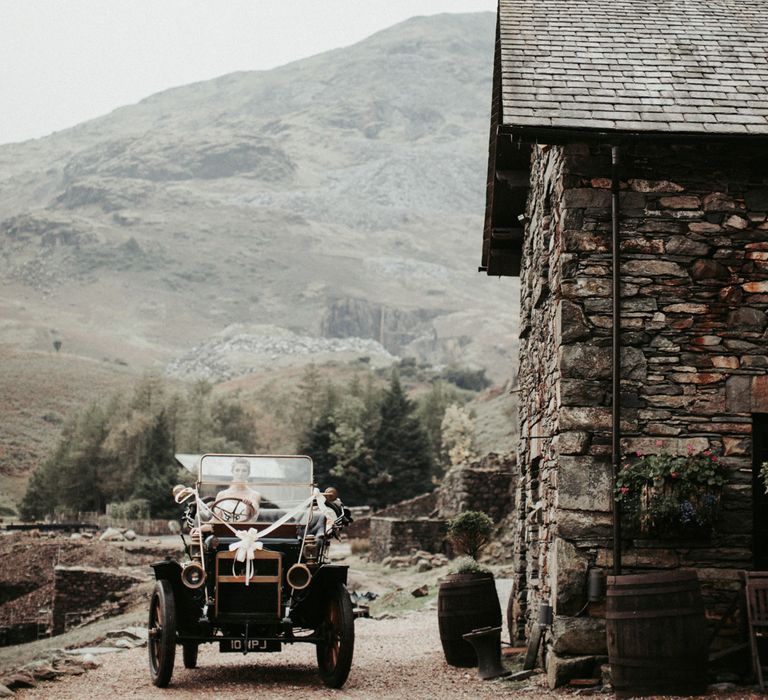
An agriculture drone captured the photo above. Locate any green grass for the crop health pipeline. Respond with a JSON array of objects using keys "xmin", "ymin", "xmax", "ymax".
[{"xmin": 369, "ymin": 588, "xmax": 437, "ymax": 617}]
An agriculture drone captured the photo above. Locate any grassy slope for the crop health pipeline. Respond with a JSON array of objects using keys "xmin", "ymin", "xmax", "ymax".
[{"xmin": 0, "ymin": 345, "xmax": 137, "ymax": 513}]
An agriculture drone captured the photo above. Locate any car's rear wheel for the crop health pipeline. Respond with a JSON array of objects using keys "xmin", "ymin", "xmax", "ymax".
[
  {"xmin": 182, "ymin": 642, "xmax": 199, "ymax": 669},
  {"xmin": 148, "ymin": 580, "xmax": 176, "ymax": 687},
  {"xmin": 316, "ymin": 583, "xmax": 354, "ymax": 688}
]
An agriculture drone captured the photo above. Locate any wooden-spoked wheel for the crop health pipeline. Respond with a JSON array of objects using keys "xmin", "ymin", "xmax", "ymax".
[
  {"xmin": 182, "ymin": 642, "xmax": 199, "ymax": 669},
  {"xmin": 316, "ymin": 583, "xmax": 354, "ymax": 688},
  {"xmin": 210, "ymin": 497, "xmax": 255, "ymax": 523},
  {"xmin": 148, "ymin": 580, "xmax": 177, "ymax": 687}
]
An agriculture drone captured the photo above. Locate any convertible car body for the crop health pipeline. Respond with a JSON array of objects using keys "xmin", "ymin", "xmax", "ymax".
[{"xmin": 148, "ymin": 453, "xmax": 354, "ymax": 688}]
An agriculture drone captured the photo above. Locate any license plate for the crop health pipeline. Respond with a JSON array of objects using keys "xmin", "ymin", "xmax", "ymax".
[{"xmin": 219, "ymin": 638, "xmax": 281, "ymax": 653}]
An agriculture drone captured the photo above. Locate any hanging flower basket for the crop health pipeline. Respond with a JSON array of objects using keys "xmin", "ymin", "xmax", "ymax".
[{"xmin": 615, "ymin": 446, "xmax": 728, "ymax": 538}]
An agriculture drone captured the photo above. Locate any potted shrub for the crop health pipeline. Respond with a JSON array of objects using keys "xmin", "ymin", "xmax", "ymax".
[
  {"xmin": 437, "ymin": 511, "xmax": 501, "ymax": 667},
  {"xmin": 615, "ymin": 445, "xmax": 729, "ymax": 538}
]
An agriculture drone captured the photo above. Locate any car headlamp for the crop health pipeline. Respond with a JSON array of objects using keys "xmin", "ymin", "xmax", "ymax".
[
  {"xmin": 286, "ymin": 563, "xmax": 312, "ymax": 590},
  {"xmin": 181, "ymin": 562, "xmax": 207, "ymax": 589}
]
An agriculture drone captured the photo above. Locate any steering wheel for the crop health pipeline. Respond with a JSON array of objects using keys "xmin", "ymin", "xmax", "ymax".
[{"xmin": 210, "ymin": 497, "xmax": 256, "ymax": 523}]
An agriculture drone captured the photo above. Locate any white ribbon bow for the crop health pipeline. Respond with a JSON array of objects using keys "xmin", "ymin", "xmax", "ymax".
[{"xmin": 229, "ymin": 527, "xmax": 263, "ymax": 585}]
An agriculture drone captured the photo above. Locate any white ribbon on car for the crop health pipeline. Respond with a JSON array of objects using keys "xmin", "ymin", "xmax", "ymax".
[
  {"xmin": 229, "ymin": 527, "xmax": 263, "ymax": 585},
  {"xmin": 313, "ymin": 487, "xmax": 339, "ymax": 534},
  {"xmin": 174, "ymin": 486, "xmax": 339, "ymax": 584}
]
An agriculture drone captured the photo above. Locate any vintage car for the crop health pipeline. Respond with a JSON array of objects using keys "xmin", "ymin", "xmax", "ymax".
[{"xmin": 148, "ymin": 453, "xmax": 354, "ymax": 688}]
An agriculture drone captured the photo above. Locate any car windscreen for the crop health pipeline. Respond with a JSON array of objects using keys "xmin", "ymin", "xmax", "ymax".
[{"xmin": 199, "ymin": 454, "xmax": 314, "ymax": 511}]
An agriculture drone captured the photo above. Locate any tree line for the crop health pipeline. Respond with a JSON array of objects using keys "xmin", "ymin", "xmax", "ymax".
[{"xmin": 20, "ymin": 364, "xmax": 480, "ymax": 520}]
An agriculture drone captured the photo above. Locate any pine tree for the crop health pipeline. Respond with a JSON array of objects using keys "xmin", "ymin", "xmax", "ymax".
[
  {"xmin": 371, "ymin": 371, "xmax": 434, "ymax": 508},
  {"xmin": 19, "ymin": 449, "xmax": 64, "ymax": 520},
  {"xmin": 298, "ymin": 412, "xmax": 337, "ymax": 490},
  {"xmin": 178, "ymin": 380, "xmax": 214, "ymax": 452},
  {"xmin": 291, "ymin": 365, "xmax": 326, "ymax": 443},
  {"xmin": 130, "ymin": 371, "xmax": 166, "ymax": 413},
  {"xmin": 211, "ymin": 393, "xmax": 257, "ymax": 453},
  {"xmin": 58, "ymin": 402, "xmax": 111, "ymax": 514},
  {"xmin": 131, "ymin": 410, "xmax": 180, "ymax": 517}
]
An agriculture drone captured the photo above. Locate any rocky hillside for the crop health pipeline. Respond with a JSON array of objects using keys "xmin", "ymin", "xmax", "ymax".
[{"xmin": 0, "ymin": 12, "xmax": 518, "ymax": 384}]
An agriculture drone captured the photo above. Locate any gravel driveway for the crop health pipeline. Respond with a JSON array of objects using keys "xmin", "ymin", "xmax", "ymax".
[{"xmin": 12, "ymin": 609, "xmax": 561, "ymax": 700}]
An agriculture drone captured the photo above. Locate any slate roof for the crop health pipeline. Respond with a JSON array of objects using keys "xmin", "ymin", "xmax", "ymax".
[{"xmin": 498, "ymin": 0, "xmax": 768, "ymax": 136}]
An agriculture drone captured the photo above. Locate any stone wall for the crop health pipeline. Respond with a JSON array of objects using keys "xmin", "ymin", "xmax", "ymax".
[
  {"xmin": 374, "ymin": 491, "xmax": 437, "ymax": 519},
  {"xmin": 514, "ymin": 140, "xmax": 768, "ymax": 681},
  {"xmin": 344, "ymin": 494, "xmax": 436, "ymax": 540},
  {"xmin": 437, "ymin": 452, "xmax": 517, "ymax": 522},
  {"xmin": 343, "ymin": 506, "xmax": 372, "ymax": 540},
  {"xmin": 0, "ymin": 622, "xmax": 46, "ymax": 647},
  {"xmin": 513, "ymin": 144, "xmax": 567, "ymax": 644},
  {"xmin": 369, "ymin": 517, "xmax": 448, "ymax": 562},
  {"xmin": 52, "ymin": 566, "xmax": 143, "ymax": 635},
  {"xmin": 344, "ymin": 491, "xmax": 437, "ymax": 549}
]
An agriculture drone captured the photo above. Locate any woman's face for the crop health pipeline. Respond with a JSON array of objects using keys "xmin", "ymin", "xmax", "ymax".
[{"xmin": 232, "ymin": 461, "xmax": 250, "ymax": 483}]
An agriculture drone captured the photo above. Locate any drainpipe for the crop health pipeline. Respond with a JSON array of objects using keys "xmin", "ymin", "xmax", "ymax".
[{"xmin": 611, "ymin": 145, "xmax": 622, "ymax": 577}]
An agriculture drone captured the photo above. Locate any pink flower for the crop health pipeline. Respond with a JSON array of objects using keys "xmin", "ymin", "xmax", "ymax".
[
  {"xmin": 686, "ymin": 444, "xmax": 695, "ymax": 454},
  {"xmin": 671, "ymin": 471, "xmax": 679, "ymax": 479},
  {"xmin": 655, "ymin": 439, "xmax": 664, "ymax": 447},
  {"xmin": 711, "ymin": 456, "xmax": 718, "ymax": 462},
  {"xmin": 620, "ymin": 486, "xmax": 630, "ymax": 494},
  {"xmin": 636, "ymin": 450, "xmax": 644, "ymax": 457}
]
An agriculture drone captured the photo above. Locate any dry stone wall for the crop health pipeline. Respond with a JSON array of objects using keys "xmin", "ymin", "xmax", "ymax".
[
  {"xmin": 373, "ymin": 491, "xmax": 437, "ymax": 519},
  {"xmin": 514, "ymin": 140, "xmax": 768, "ymax": 674},
  {"xmin": 368, "ymin": 517, "xmax": 448, "ymax": 562}
]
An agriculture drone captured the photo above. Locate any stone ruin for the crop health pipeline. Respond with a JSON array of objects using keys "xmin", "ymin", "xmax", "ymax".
[{"xmin": 368, "ymin": 453, "xmax": 518, "ymax": 563}]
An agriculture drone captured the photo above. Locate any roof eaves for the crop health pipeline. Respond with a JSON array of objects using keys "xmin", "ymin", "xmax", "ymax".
[{"xmin": 499, "ymin": 122, "xmax": 768, "ymax": 145}]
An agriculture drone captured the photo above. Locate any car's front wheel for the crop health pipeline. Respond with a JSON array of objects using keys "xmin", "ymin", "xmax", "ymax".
[
  {"xmin": 148, "ymin": 580, "xmax": 176, "ymax": 687},
  {"xmin": 316, "ymin": 583, "xmax": 354, "ymax": 688}
]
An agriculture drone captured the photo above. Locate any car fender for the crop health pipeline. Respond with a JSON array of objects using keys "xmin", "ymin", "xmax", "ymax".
[
  {"xmin": 310, "ymin": 564, "xmax": 348, "ymax": 591},
  {"xmin": 150, "ymin": 560, "xmax": 203, "ymax": 629}
]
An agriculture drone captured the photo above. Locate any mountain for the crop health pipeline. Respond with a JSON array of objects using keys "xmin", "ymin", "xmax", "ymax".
[{"xmin": 0, "ymin": 12, "xmax": 520, "ymax": 482}]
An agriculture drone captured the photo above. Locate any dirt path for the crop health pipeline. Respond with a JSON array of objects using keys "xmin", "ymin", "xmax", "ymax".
[
  {"xmin": 11, "ymin": 609, "xmax": 561, "ymax": 700},
  {"xmin": 3, "ymin": 542, "xmax": 764, "ymax": 699}
]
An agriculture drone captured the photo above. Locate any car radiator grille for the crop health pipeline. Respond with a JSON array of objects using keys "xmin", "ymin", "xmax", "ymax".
[
  {"xmin": 215, "ymin": 549, "xmax": 282, "ymax": 619},
  {"xmin": 217, "ymin": 582, "xmax": 279, "ymax": 617}
]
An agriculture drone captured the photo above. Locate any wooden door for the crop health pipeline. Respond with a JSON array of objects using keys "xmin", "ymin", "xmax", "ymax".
[{"xmin": 753, "ymin": 414, "xmax": 768, "ymax": 570}]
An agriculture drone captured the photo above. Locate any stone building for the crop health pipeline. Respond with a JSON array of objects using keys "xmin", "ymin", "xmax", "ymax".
[{"xmin": 481, "ymin": 0, "xmax": 768, "ymax": 684}]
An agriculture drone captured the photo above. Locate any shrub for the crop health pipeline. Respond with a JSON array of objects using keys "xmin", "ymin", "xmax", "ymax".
[
  {"xmin": 349, "ymin": 538, "xmax": 370, "ymax": 555},
  {"xmin": 440, "ymin": 366, "xmax": 491, "ymax": 392},
  {"xmin": 107, "ymin": 498, "xmax": 150, "ymax": 520},
  {"xmin": 448, "ymin": 555, "xmax": 492, "ymax": 576},
  {"xmin": 447, "ymin": 510, "xmax": 493, "ymax": 560}
]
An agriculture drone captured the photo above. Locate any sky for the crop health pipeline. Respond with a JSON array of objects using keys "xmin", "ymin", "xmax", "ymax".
[{"xmin": 1, "ymin": 0, "xmax": 496, "ymax": 146}]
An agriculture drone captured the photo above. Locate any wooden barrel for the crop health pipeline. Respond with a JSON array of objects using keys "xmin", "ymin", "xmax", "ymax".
[
  {"xmin": 606, "ymin": 570, "xmax": 708, "ymax": 698},
  {"xmin": 437, "ymin": 573, "xmax": 501, "ymax": 667}
]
